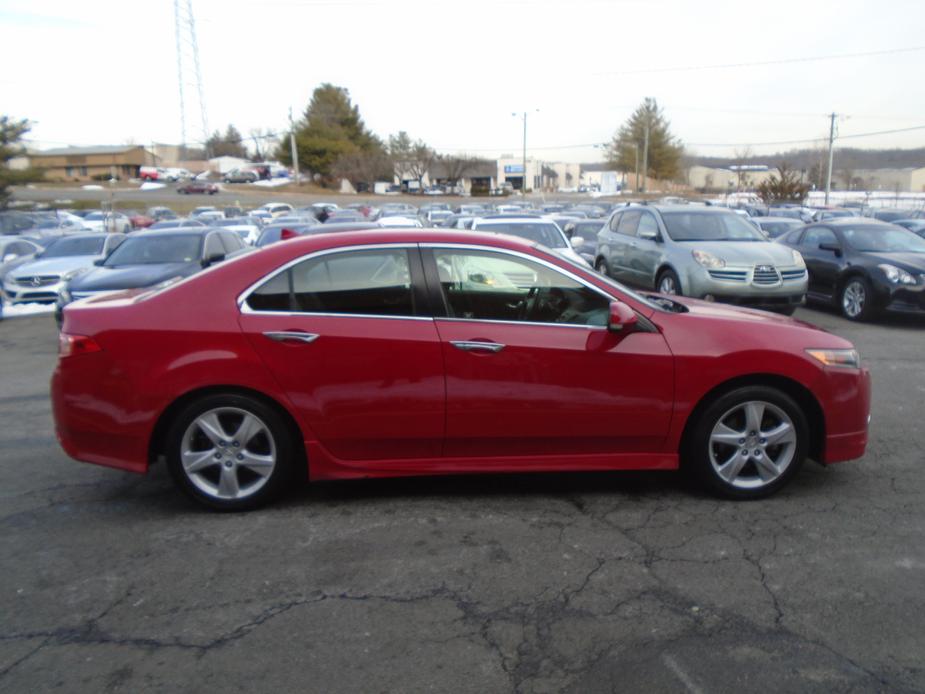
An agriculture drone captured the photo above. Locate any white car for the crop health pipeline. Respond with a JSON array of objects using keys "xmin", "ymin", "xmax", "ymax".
[
  {"xmin": 81, "ymin": 211, "xmax": 131, "ymax": 234},
  {"xmin": 258, "ymin": 203, "xmax": 294, "ymax": 218},
  {"xmin": 377, "ymin": 216, "xmax": 423, "ymax": 228},
  {"xmin": 2, "ymin": 233, "xmax": 124, "ymax": 305},
  {"xmin": 213, "ymin": 218, "xmax": 262, "ymax": 245},
  {"xmin": 470, "ymin": 216, "xmax": 591, "ymax": 267}
]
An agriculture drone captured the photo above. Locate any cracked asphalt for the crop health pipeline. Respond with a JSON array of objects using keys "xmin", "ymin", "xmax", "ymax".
[{"xmin": 1, "ymin": 307, "xmax": 924, "ymax": 693}]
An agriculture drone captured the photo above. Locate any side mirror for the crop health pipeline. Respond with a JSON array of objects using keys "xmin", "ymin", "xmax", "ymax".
[
  {"xmin": 201, "ymin": 252, "xmax": 225, "ymax": 267},
  {"xmin": 819, "ymin": 242, "xmax": 843, "ymax": 257},
  {"xmin": 93, "ymin": 258, "xmax": 105, "ymax": 266},
  {"xmin": 607, "ymin": 301, "xmax": 637, "ymax": 333},
  {"xmin": 2, "ymin": 253, "xmax": 16, "ymax": 263},
  {"xmin": 570, "ymin": 236, "xmax": 585, "ymax": 248},
  {"xmin": 637, "ymin": 228, "xmax": 658, "ymax": 241}
]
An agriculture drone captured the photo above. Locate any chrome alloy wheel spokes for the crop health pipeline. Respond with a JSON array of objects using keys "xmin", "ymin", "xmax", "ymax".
[
  {"xmin": 181, "ymin": 407, "xmax": 276, "ymax": 500},
  {"xmin": 843, "ymin": 281, "xmax": 865, "ymax": 318},
  {"xmin": 709, "ymin": 400, "xmax": 797, "ymax": 489}
]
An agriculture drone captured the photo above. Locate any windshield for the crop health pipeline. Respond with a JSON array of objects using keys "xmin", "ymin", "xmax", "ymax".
[
  {"xmin": 41, "ymin": 236, "xmax": 104, "ymax": 257},
  {"xmin": 104, "ymin": 234, "xmax": 202, "ymax": 265},
  {"xmin": 661, "ymin": 211, "xmax": 767, "ymax": 242},
  {"xmin": 477, "ymin": 222, "xmax": 568, "ymax": 249},
  {"xmin": 842, "ymin": 226, "xmax": 925, "ymax": 253}
]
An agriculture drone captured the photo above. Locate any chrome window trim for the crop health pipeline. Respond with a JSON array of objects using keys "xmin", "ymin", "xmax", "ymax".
[
  {"xmin": 237, "ymin": 242, "xmax": 421, "ymax": 315},
  {"xmin": 420, "ymin": 242, "xmax": 619, "ymax": 305}
]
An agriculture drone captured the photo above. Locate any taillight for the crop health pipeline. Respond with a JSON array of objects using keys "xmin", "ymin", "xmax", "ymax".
[
  {"xmin": 58, "ymin": 333, "xmax": 103, "ymax": 358},
  {"xmin": 280, "ymin": 227, "xmax": 299, "ymax": 240}
]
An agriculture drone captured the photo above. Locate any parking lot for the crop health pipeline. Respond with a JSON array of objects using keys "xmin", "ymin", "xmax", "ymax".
[{"xmin": 0, "ymin": 305, "xmax": 922, "ymax": 693}]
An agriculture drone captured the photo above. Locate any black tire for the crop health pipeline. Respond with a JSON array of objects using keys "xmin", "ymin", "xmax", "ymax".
[
  {"xmin": 656, "ymin": 268, "xmax": 682, "ymax": 296},
  {"xmin": 839, "ymin": 276, "xmax": 874, "ymax": 321},
  {"xmin": 165, "ymin": 393, "xmax": 297, "ymax": 511},
  {"xmin": 684, "ymin": 385, "xmax": 808, "ymax": 500},
  {"xmin": 595, "ymin": 257, "xmax": 611, "ymax": 277}
]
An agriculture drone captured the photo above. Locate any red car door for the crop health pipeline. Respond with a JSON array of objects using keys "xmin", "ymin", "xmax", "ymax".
[
  {"xmin": 425, "ymin": 247, "xmax": 674, "ymax": 459},
  {"xmin": 238, "ymin": 246, "xmax": 444, "ymax": 461}
]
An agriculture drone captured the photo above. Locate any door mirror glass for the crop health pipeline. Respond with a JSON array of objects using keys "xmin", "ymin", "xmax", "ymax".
[
  {"xmin": 570, "ymin": 236, "xmax": 585, "ymax": 248},
  {"xmin": 607, "ymin": 301, "xmax": 637, "ymax": 332}
]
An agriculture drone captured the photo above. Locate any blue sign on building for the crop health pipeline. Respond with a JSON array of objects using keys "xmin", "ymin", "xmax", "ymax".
[{"xmin": 504, "ymin": 165, "xmax": 525, "ymax": 174}]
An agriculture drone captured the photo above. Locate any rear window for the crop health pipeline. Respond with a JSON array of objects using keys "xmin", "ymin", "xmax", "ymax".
[{"xmin": 475, "ymin": 222, "xmax": 567, "ymax": 249}]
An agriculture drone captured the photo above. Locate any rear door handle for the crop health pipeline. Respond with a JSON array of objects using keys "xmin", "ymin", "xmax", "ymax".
[
  {"xmin": 263, "ymin": 331, "xmax": 319, "ymax": 344},
  {"xmin": 450, "ymin": 340, "xmax": 505, "ymax": 353}
]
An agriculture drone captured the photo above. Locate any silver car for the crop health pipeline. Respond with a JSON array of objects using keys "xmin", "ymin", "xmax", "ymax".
[
  {"xmin": 595, "ymin": 205, "xmax": 807, "ymax": 314},
  {"xmin": 2, "ymin": 233, "xmax": 124, "ymax": 305}
]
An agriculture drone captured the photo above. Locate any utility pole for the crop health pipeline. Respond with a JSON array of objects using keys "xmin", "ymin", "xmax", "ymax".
[
  {"xmin": 641, "ymin": 119, "xmax": 650, "ymax": 194},
  {"xmin": 289, "ymin": 107, "xmax": 301, "ymax": 186},
  {"xmin": 633, "ymin": 143, "xmax": 639, "ymax": 193},
  {"xmin": 522, "ymin": 112, "xmax": 527, "ymax": 193},
  {"xmin": 825, "ymin": 112, "xmax": 837, "ymax": 205}
]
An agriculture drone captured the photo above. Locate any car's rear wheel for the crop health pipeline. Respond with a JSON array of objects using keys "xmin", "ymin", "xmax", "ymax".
[
  {"xmin": 595, "ymin": 258, "xmax": 611, "ymax": 277},
  {"xmin": 840, "ymin": 276, "xmax": 873, "ymax": 321},
  {"xmin": 165, "ymin": 394, "xmax": 295, "ymax": 511},
  {"xmin": 656, "ymin": 269, "xmax": 681, "ymax": 295},
  {"xmin": 685, "ymin": 386, "xmax": 808, "ymax": 499}
]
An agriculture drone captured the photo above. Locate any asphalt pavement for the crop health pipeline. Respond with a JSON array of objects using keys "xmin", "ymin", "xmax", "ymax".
[{"xmin": 1, "ymin": 307, "xmax": 923, "ymax": 693}]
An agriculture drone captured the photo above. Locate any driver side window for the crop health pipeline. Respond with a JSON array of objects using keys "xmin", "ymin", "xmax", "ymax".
[{"xmin": 433, "ymin": 249, "xmax": 609, "ymax": 327}]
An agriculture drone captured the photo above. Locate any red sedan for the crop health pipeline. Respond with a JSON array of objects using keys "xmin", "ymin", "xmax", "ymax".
[{"xmin": 51, "ymin": 230, "xmax": 871, "ymax": 510}]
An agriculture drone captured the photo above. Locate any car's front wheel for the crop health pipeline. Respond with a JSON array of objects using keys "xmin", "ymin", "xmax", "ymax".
[
  {"xmin": 595, "ymin": 257, "xmax": 611, "ymax": 277},
  {"xmin": 840, "ymin": 276, "xmax": 874, "ymax": 321},
  {"xmin": 656, "ymin": 269, "xmax": 681, "ymax": 295},
  {"xmin": 165, "ymin": 394, "xmax": 296, "ymax": 510},
  {"xmin": 685, "ymin": 386, "xmax": 808, "ymax": 499}
]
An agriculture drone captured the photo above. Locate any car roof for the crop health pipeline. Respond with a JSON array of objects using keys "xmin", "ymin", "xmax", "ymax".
[
  {"xmin": 759, "ymin": 217, "xmax": 804, "ymax": 223},
  {"xmin": 475, "ymin": 215, "xmax": 551, "ymax": 223},
  {"xmin": 141, "ymin": 228, "xmax": 215, "ymax": 236},
  {"xmin": 818, "ymin": 218, "xmax": 886, "ymax": 227}
]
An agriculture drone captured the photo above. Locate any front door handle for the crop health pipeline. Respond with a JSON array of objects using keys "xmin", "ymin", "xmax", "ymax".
[
  {"xmin": 263, "ymin": 331, "xmax": 319, "ymax": 344},
  {"xmin": 450, "ymin": 340, "xmax": 505, "ymax": 353}
]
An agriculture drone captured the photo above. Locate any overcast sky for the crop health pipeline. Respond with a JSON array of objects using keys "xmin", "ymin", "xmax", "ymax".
[{"xmin": 3, "ymin": 0, "xmax": 924, "ymax": 162}]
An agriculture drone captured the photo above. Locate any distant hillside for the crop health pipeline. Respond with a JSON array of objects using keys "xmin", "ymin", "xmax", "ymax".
[{"xmin": 686, "ymin": 147, "xmax": 925, "ymax": 171}]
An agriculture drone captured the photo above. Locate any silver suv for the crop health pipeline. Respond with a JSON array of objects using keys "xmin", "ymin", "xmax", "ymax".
[{"xmin": 594, "ymin": 205, "xmax": 807, "ymax": 314}]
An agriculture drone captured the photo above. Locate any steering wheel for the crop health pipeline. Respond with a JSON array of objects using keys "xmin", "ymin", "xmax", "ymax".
[{"xmin": 518, "ymin": 286, "xmax": 539, "ymax": 321}]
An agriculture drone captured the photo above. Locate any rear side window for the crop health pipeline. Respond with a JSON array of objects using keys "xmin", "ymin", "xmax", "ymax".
[
  {"xmin": 802, "ymin": 227, "xmax": 836, "ymax": 247},
  {"xmin": 617, "ymin": 211, "xmax": 641, "ymax": 236},
  {"xmin": 246, "ymin": 248, "xmax": 415, "ymax": 316},
  {"xmin": 219, "ymin": 232, "xmax": 244, "ymax": 253}
]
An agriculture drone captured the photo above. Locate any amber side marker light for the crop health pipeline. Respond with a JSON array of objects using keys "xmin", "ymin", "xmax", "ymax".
[
  {"xmin": 59, "ymin": 333, "xmax": 103, "ymax": 358},
  {"xmin": 806, "ymin": 348, "xmax": 860, "ymax": 368}
]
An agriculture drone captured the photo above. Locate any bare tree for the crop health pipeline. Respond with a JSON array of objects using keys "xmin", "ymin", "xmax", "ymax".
[
  {"xmin": 389, "ymin": 131, "xmax": 436, "ymax": 192},
  {"xmin": 439, "ymin": 154, "xmax": 477, "ymax": 187},
  {"xmin": 733, "ymin": 146, "xmax": 753, "ymax": 191}
]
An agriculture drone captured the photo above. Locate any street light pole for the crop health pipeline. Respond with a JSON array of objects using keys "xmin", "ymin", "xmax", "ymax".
[
  {"xmin": 824, "ymin": 112, "xmax": 837, "ymax": 205},
  {"xmin": 289, "ymin": 107, "xmax": 301, "ymax": 186},
  {"xmin": 513, "ymin": 110, "xmax": 538, "ymax": 194}
]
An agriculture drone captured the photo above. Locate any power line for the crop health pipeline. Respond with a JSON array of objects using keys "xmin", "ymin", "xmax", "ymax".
[{"xmin": 593, "ymin": 45, "xmax": 925, "ymax": 77}]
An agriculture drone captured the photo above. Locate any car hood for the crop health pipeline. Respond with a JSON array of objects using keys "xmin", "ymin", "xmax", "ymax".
[
  {"xmin": 10, "ymin": 255, "xmax": 100, "ymax": 278},
  {"xmin": 662, "ymin": 293, "xmax": 830, "ymax": 330},
  {"xmin": 676, "ymin": 241, "xmax": 797, "ymax": 266},
  {"xmin": 553, "ymin": 246, "xmax": 591, "ymax": 266},
  {"xmin": 68, "ymin": 262, "xmax": 198, "ymax": 291},
  {"xmin": 863, "ymin": 252, "xmax": 925, "ymax": 273}
]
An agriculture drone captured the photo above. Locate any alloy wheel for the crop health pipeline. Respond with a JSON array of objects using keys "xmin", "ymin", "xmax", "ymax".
[
  {"xmin": 658, "ymin": 275, "xmax": 678, "ymax": 294},
  {"xmin": 180, "ymin": 407, "xmax": 277, "ymax": 500},
  {"xmin": 708, "ymin": 400, "xmax": 797, "ymax": 490},
  {"xmin": 842, "ymin": 280, "xmax": 866, "ymax": 319}
]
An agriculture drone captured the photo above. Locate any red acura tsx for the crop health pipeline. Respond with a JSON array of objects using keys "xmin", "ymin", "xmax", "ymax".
[{"xmin": 52, "ymin": 229, "xmax": 871, "ymax": 510}]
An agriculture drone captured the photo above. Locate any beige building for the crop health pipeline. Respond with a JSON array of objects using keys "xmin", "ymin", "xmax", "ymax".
[
  {"xmin": 687, "ymin": 165, "xmax": 776, "ymax": 192},
  {"xmin": 28, "ymin": 145, "xmax": 153, "ymax": 181},
  {"xmin": 850, "ymin": 168, "xmax": 925, "ymax": 193}
]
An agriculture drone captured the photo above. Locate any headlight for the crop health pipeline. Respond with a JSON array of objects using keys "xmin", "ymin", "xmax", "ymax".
[
  {"xmin": 806, "ymin": 348, "xmax": 860, "ymax": 368},
  {"xmin": 878, "ymin": 264, "xmax": 917, "ymax": 285},
  {"xmin": 791, "ymin": 250, "xmax": 806, "ymax": 267},
  {"xmin": 692, "ymin": 250, "xmax": 725, "ymax": 269}
]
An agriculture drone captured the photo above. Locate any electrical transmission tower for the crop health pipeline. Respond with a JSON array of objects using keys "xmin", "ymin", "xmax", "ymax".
[{"xmin": 174, "ymin": 0, "xmax": 209, "ymax": 156}]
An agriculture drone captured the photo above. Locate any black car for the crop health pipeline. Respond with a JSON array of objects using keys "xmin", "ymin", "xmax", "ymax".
[
  {"xmin": 778, "ymin": 219, "xmax": 925, "ymax": 320},
  {"xmin": 57, "ymin": 229, "xmax": 250, "ymax": 326},
  {"xmin": 756, "ymin": 217, "xmax": 804, "ymax": 239}
]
